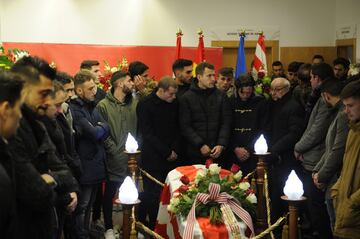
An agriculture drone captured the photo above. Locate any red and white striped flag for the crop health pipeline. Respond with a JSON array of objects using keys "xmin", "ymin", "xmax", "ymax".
[{"xmin": 252, "ymin": 33, "xmax": 267, "ymax": 79}]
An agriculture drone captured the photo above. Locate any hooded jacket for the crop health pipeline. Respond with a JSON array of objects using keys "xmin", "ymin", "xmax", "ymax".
[{"xmin": 96, "ymin": 90, "xmax": 138, "ymax": 182}]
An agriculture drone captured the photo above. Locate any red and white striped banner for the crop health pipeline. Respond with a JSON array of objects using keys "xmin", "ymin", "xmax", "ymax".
[{"xmin": 252, "ymin": 34, "xmax": 267, "ymax": 79}]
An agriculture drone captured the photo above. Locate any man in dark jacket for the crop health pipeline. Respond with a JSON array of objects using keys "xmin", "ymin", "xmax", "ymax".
[
  {"xmin": 9, "ymin": 56, "xmax": 79, "ymax": 239},
  {"xmin": 229, "ymin": 74, "xmax": 267, "ymax": 174},
  {"xmin": 70, "ymin": 70, "xmax": 110, "ymax": 239},
  {"xmin": 312, "ymin": 79, "xmax": 348, "ymax": 229},
  {"xmin": 294, "ymin": 65, "xmax": 338, "ymax": 237},
  {"xmin": 137, "ymin": 76, "xmax": 180, "ymax": 230},
  {"xmin": 96, "ymin": 71, "xmax": 137, "ymax": 239},
  {"xmin": 0, "ymin": 71, "xmax": 23, "ymax": 239},
  {"xmin": 42, "ymin": 80, "xmax": 81, "ymax": 239},
  {"xmin": 179, "ymin": 62, "xmax": 232, "ymax": 165},
  {"xmin": 266, "ymin": 77, "xmax": 305, "ymax": 221}
]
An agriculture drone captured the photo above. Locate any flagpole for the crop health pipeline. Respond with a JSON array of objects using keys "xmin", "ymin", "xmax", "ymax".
[{"xmin": 175, "ymin": 28, "xmax": 183, "ymax": 60}]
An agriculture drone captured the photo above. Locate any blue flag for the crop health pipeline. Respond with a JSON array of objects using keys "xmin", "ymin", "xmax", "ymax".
[{"xmin": 235, "ymin": 34, "xmax": 247, "ymax": 79}]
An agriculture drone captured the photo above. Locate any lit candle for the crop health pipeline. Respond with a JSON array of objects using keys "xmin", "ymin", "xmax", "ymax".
[
  {"xmin": 125, "ymin": 133, "xmax": 138, "ymax": 153},
  {"xmin": 118, "ymin": 176, "xmax": 139, "ymax": 204},
  {"xmin": 254, "ymin": 134, "xmax": 268, "ymax": 154},
  {"xmin": 283, "ymin": 170, "xmax": 304, "ymax": 200}
]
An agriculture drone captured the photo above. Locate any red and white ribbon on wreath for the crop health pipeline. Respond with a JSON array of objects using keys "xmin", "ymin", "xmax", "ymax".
[{"xmin": 183, "ymin": 183, "xmax": 255, "ymax": 239}]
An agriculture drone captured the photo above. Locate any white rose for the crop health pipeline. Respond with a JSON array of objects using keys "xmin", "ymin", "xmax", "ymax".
[
  {"xmin": 239, "ymin": 182, "xmax": 250, "ymax": 191},
  {"xmin": 246, "ymin": 193, "xmax": 257, "ymax": 204},
  {"xmin": 111, "ymin": 67, "xmax": 118, "ymax": 73},
  {"xmin": 195, "ymin": 169, "xmax": 206, "ymax": 184},
  {"xmin": 170, "ymin": 197, "xmax": 180, "ymax": 207},
  {"xmin": 208, "ymin": 163, "xmax": 221, "ymax": 175},
  {"xmin": 233, "ymin": 170, "xmax": 243, "ymax": 181},
  {"xmin": 167, "ymin": 204, "xmax": 176, "ymax": 213}
]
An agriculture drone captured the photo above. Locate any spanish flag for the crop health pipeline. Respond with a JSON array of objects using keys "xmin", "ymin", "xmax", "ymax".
[{"xmin": 193, "ymin": 30, "xmax": 205, "ymax": 77}]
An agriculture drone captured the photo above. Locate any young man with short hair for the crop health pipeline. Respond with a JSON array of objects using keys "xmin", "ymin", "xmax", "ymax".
[
  {"xmin": 71, "ymin": 70, "xmax": 110, "ymax": 239},
  {"xmin": 0, "ymin": 71, "xmax": 24, "ymax": 239},
  {"xmin": 96, "ymin": 71, "xmax": 138, "ymax": 239},
  {"xmin": 333, "ymin": 57, "xmax": 350, "ymax": 82},
  {"xmin": 10, "ymin": 56, "xmax": 78, "ymax": 239},
  {"xmin": 179, "ymin": 62, "xmax": 232, "ymax": 165},
  {"xmin": 172, "ymin": 58, "xmax": 193, "ymax": 98},
  {"xmin": 137, "ymin": 76, "xmax": 180, "ymax": 230},
  {"xmin": 331, "ymin": 80, "xmax": 360, "ymax": 238},
  {"xmin": 216, "ymin": 67, "xmax": 234, "ymax": 97},
  {"xmin": 80, "ymin": 60, "xmax": 106, "ymax": 103}
]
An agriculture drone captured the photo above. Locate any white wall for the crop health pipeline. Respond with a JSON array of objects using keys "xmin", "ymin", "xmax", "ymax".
[
  {"xmin": 0, "ymin": 0, "xmax": 337, "ymax": 48},
  {"xmin": 335, "ymin": 0, "xmax": 360, "ymax": 62}
]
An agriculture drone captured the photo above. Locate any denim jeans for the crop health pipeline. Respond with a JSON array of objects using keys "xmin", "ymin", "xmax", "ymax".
[{"xmin": 74, "ymin": 184, "xmax": 99, "ymax": 239}]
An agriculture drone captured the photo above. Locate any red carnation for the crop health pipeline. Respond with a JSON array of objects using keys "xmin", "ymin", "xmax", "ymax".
[
  {"xmin": 257, "ymin": 71, "xmax": 265, "ymax": 79},
  {"xmin": 230, "ymin": 164, "xmax": 240, "ymax": 173},
  {"xmin": 178, "ymin": 185, "xmax": 189, "ymax": 193},
  {"xmin": 180, "ymin": 175, "xmax": 190, "ymax": 185},
  {"xmin": 205, "ymin": 159, "xmax": 213, "ymax": 169},
  {"xmin": 246, "ymin": 188, "xmax": 255, "ymax": 195}
]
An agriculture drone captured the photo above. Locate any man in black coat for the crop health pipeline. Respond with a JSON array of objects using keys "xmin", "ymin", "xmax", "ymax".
[
  {"xmin": 228, "ymin": 74, "xmax": 267, "ymax": 174},
  {"xmin": 0, "ymin": 71, "xmax": 24, "ymax": 239},
  {"xmin": 265, "ymin": 77, "xmax": 305, "ymax": 221},
  {"xmin": 9, "ymin": 56, "xmax": 79, "ymax": 239},
  {"xmin": 70, "ymin": 70, "xmax": 110, "ymax": 239},
  {"xmin": 137, "ymin": 76, "xmax": 180, "ymax": 229},
  {"xmin": 179, "ymin": 62, "xmax": 232, "ymax": 165}
]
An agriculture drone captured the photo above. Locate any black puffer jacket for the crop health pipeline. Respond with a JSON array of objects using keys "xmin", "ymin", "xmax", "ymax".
[
  {"xmin": 8, "ymin": 105, "xmax": 78, "ymax": 239},
  {"xmin": 179, "ymin": 80, "xmax": 232, "ymax": 163}
]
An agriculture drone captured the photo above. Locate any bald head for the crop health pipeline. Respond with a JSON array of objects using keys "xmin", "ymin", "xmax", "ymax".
[{"xmin": 270, "ymin": 77, "xmax": 290, "ymax": 101}]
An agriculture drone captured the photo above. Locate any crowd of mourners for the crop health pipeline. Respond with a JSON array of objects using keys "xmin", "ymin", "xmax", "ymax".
[{"xmin": 0, "ymin": 54, "xmax": 359, "ymax": 239}]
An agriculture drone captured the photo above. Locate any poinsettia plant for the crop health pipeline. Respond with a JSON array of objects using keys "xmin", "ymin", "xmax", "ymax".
[
  {"xmin": 0, "ymin": 46, "xmax": 29, "ymax": 69},
  {"xmin": 254, "ymin": 68, "xmax": 272, "ymax": 99},
  {"xmin": 167, "ymin": 160, "xmax": 257, "ymax": 225},
  {"xmin": 98, "ymin": 57, "xmax": 129, "ymax": 92}
]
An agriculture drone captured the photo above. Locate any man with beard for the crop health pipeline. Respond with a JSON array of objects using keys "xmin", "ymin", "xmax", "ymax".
[
  {"xmin": 0, "ymin": 71, "xmax": 23, "ymax": 239},
  {"xmin": 179, "ymin": 62, "xmax": 232, "ymax": 165},
  {"xmin": 294, "ymin": 64, "xmax": 338, "ymax": 237},
  {"xmin": 312, "ymin": 79, "xmax": 348, "ymax": 230},
  {"xmin": 228, "ymin": 74, "xmax": 267, "ymax": 174},
  {"xmin": 96, "ymin": 71, "xmax": 137, "ymax": 239},
  {"xmin": 172, "ymin": 58, "xmax": 193, "ymax": 98},
  {"xmin": 137, "ymin": 76, "xmax": 180, "ymax": 230},
  {"xmin": 71, "ymin": 70, "xmax": 110, "ymax": 239},
  {"xmin": 9, "ymin": 56, "xmax": 78, "ymax": 239},
  {"xmin": 56, "ymin": 71, "xmax": 76, "ymax": 130}
]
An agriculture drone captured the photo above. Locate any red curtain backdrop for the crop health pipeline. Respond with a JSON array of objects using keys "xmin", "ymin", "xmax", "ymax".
[{"xmin": 2, "ymin": 42, "xmax": 223, "ymax": 80}]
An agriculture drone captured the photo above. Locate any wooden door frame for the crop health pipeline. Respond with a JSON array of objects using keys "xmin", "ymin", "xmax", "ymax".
[
  {"xmin": 211, "ymin": 40, "xmax": 280, "ymax": 65},
  {"xmin": 336, "ymin": 38, "xmax": 356, "ymax": 62}
]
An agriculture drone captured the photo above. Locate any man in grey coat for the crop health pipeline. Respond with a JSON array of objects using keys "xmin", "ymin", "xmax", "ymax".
[
  {"xmin": 294, "ymin": 63, "xmax": 337, "ymax": 238},
  {"xmin": 312, "ymin": 79, "xmax": 349, "ymax": 229}
]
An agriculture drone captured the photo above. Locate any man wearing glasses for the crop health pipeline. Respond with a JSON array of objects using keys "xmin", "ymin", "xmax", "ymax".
[{"xmin": 265, "ymin": 77, "xmax": 305, "ymax": 223}]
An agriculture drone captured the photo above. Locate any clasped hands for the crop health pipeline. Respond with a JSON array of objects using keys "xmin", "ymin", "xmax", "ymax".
[{"xmin": 200, "ymin": 145, "xmax": 224, "ymax": 159}]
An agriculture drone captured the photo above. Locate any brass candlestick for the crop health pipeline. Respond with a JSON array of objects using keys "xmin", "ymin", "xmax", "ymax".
[
  {"xmin": 115, "ymin": 199, "xmax": 141, "ymax": 239},
  {"xmin": 124, "ymin": 150, "xmax": 141, "ymax": 239},
  {"xmin": 281, "ymin": 196, "xmax": 306, "ymax": 239},
  {"xmin": 254, "ymin": 152, "xmax": 270, "ymax": 234}
]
